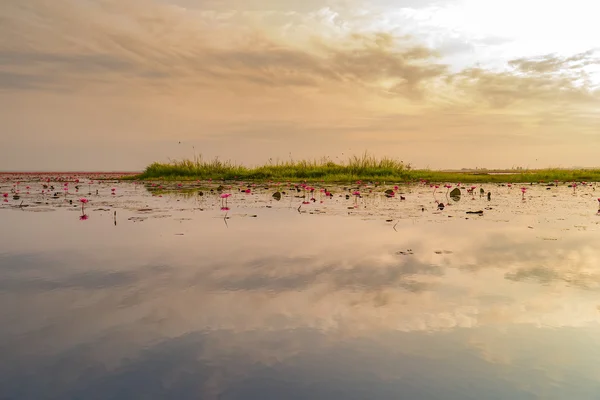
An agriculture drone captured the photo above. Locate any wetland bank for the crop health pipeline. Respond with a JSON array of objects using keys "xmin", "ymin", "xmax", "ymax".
[{"xmin": 1, "ymin": 171, "xmax": 600, "ymax": 399}]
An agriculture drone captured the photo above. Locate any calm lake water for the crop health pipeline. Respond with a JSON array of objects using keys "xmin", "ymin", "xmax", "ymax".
[{"xmin": 1, "ymin": 177, "xmax": 600, "ymax": 399}]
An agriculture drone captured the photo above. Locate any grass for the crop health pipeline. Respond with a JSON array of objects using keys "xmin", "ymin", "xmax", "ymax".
[{"xmin": 132, "ymin": 154, "xmax": 600, "ymax": 183}]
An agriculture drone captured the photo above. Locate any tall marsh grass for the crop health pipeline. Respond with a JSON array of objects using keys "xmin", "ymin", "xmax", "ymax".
[
  {"xmin": 135, "ymin": 154, "xmax": 600, "ymax": 183},
  {"xmin": 138, "ymin": 153, "xmax": 413, "ymax": 181}
]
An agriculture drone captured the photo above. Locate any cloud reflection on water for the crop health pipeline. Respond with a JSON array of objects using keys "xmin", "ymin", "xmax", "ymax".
[{"xmin": 2, "ymin": 187, "xmax": 600, "ymax": 398}]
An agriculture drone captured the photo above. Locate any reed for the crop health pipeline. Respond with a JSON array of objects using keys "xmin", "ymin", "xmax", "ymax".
[{"xmin": 134, "ymin": 154, "xmax": 600, "ymax": 183}]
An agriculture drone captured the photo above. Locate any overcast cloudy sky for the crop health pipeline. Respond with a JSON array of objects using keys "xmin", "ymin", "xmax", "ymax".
[{"xmin": 1, "ymin": 0, "xmax": 599, "ymax": 171}]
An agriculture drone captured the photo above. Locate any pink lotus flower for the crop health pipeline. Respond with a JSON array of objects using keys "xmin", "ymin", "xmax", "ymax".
[
  {"xmin": 79, "ymin": 214, "xmax": 89, "ymax": 221},
  {"xmin": 220, "ymin": 193, "xmax": 231, "ymax": 207},
  {"xmin": 79, "ymin": 198, "xmax": 89, "ymax": 204},
  {"xmin": 220, "ymin": 207, "xmax": 230, "ymax": 211},
  {"xmin": 2, "ymin": 193, "xmax": 7, "ymax": 198}
]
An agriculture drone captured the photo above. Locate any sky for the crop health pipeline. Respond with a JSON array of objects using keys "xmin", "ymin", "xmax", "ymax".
[{"xmin": 0, "ymin": 0, "xmax": 599, "ymax": 171}]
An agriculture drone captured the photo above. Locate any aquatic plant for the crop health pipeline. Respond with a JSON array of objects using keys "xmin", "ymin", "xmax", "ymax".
[
  {"xmin": 137, "ymin": 152, "xmax": 411, "ymax": 181},
  {"xmin": 220, "ymin": 193, "xmax": 231, "ymax": 209},
  {"xmin": 79, "ymin": 198, "xmax": 88, "ymax": 213},
  {"xmin": 134, "ymin": 153, "xmax": 600, "ymax": 183}
]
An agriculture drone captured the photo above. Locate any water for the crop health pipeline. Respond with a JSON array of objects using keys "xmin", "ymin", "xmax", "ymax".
[{"xmin": 1, "ymin": 178, "xmax": 600, "ymax": 399}]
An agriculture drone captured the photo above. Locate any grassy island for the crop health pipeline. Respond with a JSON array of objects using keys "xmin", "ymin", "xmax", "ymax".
[{"xmin": 134, "ymin": 154, "xmax": 600, "ymax": 183}]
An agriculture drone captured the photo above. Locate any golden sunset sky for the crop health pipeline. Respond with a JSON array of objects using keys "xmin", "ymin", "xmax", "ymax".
[{"xmin": 1, "ymin": 0, "xmax": 599, "ymax": 171}]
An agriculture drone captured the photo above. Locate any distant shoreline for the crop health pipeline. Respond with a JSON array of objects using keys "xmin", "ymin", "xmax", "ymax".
[
  {"xmin": 0, "ymin": 171, "xmax": 140, "ymax": 175},
  {"xmin": 2, "ymin": 161, "xmax": 599, "ymax": 184}
]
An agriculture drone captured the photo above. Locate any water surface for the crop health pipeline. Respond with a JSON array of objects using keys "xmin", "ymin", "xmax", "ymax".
[{"xmin": 1, "ymin": 178, "xmax": 600, "ymax": 399}]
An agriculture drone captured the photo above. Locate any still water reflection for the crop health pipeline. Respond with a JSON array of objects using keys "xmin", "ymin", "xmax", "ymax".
[{"xmin": 1, "ymin": 181, "xmax": 600, "ymax": 399}]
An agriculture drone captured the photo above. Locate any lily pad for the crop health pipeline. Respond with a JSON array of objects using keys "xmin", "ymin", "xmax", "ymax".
[
  {"xmin": 450, "ymin": 188, "xmax": 461, "ymax": 202},
  {"xmin": 272, "ymin": 191, "xmax": 282, "ymax": 201}
]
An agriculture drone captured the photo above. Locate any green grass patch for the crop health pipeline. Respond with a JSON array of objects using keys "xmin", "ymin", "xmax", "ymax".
[{"xmin": 132, "ymin": 154, "xmax": 600, "ymax": 183}]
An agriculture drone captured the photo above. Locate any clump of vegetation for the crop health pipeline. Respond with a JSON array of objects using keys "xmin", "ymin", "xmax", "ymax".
[
  {"xmin": 137, "ymin": 153, "xmax": 413, "ymax": 181},
  {"xmin": 133, "ymin": 153, "xmax": 600, "ymax": 183}
]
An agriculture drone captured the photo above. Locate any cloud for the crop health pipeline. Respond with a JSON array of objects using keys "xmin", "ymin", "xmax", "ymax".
[
  {"xmin": 3, "ymin": 0, "xmax": 596, "ymax": 106},
  {"xmin": 1, "ymin": 0, "xmax": 600, "ymax": 170},
  {"xmin": 1, "ymin": 0, "xmax": 447, "ymax": 99},
  {"xmin": 508, "ymin": 50, "xmax": 599, "ymax": 74}
]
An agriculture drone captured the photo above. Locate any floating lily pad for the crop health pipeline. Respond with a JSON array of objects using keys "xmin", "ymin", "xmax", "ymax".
[
  {"xmin": 450, "ymin": 188, "xmax": 461, "ymax": 202},
  {"xmin": 272, "ymin": 191, "xmax": 282, "ymax": 201}
]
